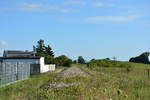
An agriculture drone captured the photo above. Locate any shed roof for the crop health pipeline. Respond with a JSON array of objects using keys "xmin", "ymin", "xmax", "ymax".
[
  {"xmin": 0, "ymin": 57, "xmax": 40, "ymax": 59},
  {"xmin": 3, "ymin": 50, "xmax": 36, "ymax": 58},
  {"xmin": 4, "ymin": 50, "xmax": 35, "ymax": 55}
]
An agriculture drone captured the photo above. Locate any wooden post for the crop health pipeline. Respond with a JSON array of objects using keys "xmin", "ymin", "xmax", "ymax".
[{"xmin": 147, "ymin": 69, "xmax": 150, "ymax": 78}]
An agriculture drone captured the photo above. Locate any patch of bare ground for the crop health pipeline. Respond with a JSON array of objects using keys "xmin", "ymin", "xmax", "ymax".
[
  {"xmin": 57, "ymin": 66, "xmax": 91, "ymax": 78},
  {"xmin": 41, "ymin": 67, "xmax": 91, "ymax": 88}
]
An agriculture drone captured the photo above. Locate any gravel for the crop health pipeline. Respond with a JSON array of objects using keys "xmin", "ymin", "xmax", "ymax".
[
  {"xmin": 58, "ymin": 67, "xmax": 89, "ymax": 78},
  {"xmin": 41, "ymin": 67, "xmax": 90, "ymax": 88}
]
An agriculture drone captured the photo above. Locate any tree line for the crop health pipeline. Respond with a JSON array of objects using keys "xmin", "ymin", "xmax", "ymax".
[
  {"xmin": 129, "ymin": 52, "xmax": 150, "ymax": 64},
  {"xmin": 33, "ymin": 39, "xmax": 149, "ymax": 67},
  {"xmin": 33, "ymin": 39, "xmax": 86, "ymax": 67}
]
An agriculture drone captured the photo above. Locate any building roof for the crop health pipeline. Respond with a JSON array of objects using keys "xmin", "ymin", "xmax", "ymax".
[
  {"xmin": 4, "ymin": 50, "xmax": 34, "ymax": 55},
  {"xmin": 0, "ymin": 57, "xmax": 41, "ymax": 60},
  {"xmin": 3, "ymin": 50, "xmax": 36, "ymax": 57}
]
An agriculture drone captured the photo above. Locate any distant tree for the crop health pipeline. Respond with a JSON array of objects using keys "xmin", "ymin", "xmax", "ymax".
[
  {"xmin": 129, "ymin": 52, "xmax": 150, "ymax": 64},
  {"xmin": 90, "ymin": 58, "xmax": 95, "ymax": 62},
  {"xmin": 73, "ymin": 60, "xmax": 77, "ymax": 64},
  {"xmin": 54, "ymin": 55, "xmax": 72, "ymax": 67},
  {"xmin": 33, "ymin": 39, "xmax": 54, "ymax": 64},
  {"xmin": 78, "ymin": 56, "xmax": 85, "ymax": 64},
  {"xmin": 35, "ymin": 39, "xmax": 46, "ymax": 57},
  {"xmin": 105, "ymin": 58, "xmax": 110, "ymax": 60}
]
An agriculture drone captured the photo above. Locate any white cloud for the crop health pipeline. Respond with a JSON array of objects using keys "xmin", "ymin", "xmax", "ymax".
[
  {"xmin": 0, "ymin": 2, "xmax": 74, "ymax": 13},
  {"xmin": 92, "ymin": 2, "xmax": 104, "ymax": 7},
  {"xmin": 63, "ymin": 0, "xmax": 86, "ymax": 6},
  {"xmin": 92, "ymin": 2, "xmax": 115, "ymax": 7},
  {"xmin": 21, "ymin": 2, "xmax": 41, "ymax": 8},
  {"xmin": 21, "ymin": 2, "xmax": 75, "ymax": 13},
  {"xmin": 85, "ymin": 16, "xmax": 138, "ymax": 22},
  {"xmin": 0, "ymin": 41, "xmax": 8, "ymax": 47}
]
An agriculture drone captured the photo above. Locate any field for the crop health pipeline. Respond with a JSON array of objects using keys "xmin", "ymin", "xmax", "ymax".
[{"xmin": 0, "ymin": 63, "xmax": 150, "ymax": 100}]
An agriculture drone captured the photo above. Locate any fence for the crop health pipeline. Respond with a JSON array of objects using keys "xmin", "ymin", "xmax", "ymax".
[
  {"xmin": 0, "ymin": 62, "xmax": 55, "ymax": 86},
  {"xmin": 0, "ymin": 62, "xmax": 31, "ymax": 86}
]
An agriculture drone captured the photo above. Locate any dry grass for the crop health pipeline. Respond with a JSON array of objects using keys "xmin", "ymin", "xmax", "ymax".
[{"xmin": 0, "ymin": 65, "xmax": 150, "ymax": 100}]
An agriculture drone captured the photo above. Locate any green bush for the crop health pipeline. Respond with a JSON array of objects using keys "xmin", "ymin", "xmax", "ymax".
[
  {"xmin": 87, "ymin": 59, "xmax": 133, "ymax": 68},
  {"xmin": 77, "ymin": 56, "xmax": 86, "ymax": 64},
  {"xmin": 54, "ymin": 55, "xmax": 72, "ymax": 67}
]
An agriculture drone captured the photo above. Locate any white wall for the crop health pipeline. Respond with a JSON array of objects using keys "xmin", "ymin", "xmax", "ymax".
[{"xmin": 40, "ymin": 57, "xmax": 55, "ymax": 73}]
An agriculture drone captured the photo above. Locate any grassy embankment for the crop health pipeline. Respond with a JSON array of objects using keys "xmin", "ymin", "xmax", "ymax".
[{"xmin": 0, "ymin": 61, "xmax": 150, "ymax": 100}]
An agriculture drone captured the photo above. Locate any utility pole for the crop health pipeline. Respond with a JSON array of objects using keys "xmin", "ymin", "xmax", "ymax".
[{"xmin": 113, "ymin": 56, "xmax": 117, "ymax": 61}]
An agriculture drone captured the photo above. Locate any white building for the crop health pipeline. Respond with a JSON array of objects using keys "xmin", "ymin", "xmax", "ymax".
[
  {"xmin": 1, "ymin": 57, "xmax": 55, "ymax": 73},
  {"xmin": 2, "ymin": 50, "xmax": 55, "ymax": 73},
  {"xmin": 0, "ymin": 50, "xmax": 55, "ymax": 86}
]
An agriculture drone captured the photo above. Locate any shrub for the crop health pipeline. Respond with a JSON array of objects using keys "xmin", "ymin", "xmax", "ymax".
[
  {"xmin": 77, "ymin": 56, "xmax": 86, "ymax": 64},
  {"xmin": 87, "ymin": 59, "xmax": 133, "ymax": 68},
  {"xmin": 54, "ymin": 55, "xmax": 72, "ymax": 67},
  {"xmin": 129, "ymin": 52, "xmax": 150, "ymax": 64}
]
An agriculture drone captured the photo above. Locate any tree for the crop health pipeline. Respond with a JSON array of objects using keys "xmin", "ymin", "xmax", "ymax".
[
  {"xmin": 129, "ymin": 52, "xmax": 150, "ymax": 64},
  {"xmin": 34, "ymin": 39, "xmax": 46, "ymax": 57},
  {"xmin": 45, "ymin": 45, "xmax": 54, "ymax": 57},
  {"xmin": 105, "ymin": 58, "xmax": 110, "ymax": 60},
  {"xmin": 78, "ymin": 56, "xmax": 85, "ymax": 64},
  {"xmin": 73, "ymin": 60, "xmax": 77, "ymax": 64},
  {"xmin": 45, "ymin": 55, "xmax": 54, "ymax": 64},
  {"xmin": 54, "ymin": 55, "xmax": 72, "ymax": 67},
  {"xmin": 33, "ymin": 39, "xmax": 54, "ymax": 64}
]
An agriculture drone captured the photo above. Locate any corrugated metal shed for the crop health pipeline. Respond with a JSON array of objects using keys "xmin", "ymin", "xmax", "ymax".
[{"xmin": 0, "ymin": 57, "xmax": 40, "ymax": 86}]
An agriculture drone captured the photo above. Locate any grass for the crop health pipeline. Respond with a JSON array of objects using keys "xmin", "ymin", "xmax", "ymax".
[
  {"xmin": 0, "ymin": 63, "xmax": 150, "ymax": 100},
  {"xmin": 128, "ymin": 62, "xmax": 150, "ymax": 68},
  {"xmin": 0, "ymin": 71, "xmax": 58, "ymax": 100},
  {"xmin": 87, "ymin": 59, "xmax": 150, "ymax": 68}
]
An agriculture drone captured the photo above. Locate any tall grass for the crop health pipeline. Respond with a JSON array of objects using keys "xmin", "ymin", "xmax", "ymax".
[
  {"xmin": 0, "ymin": 63, "xmax": 150, "ymax": 100},
  {"xmin": 0, "ymin": 72, "xmax": 57, "ymax": 100}
]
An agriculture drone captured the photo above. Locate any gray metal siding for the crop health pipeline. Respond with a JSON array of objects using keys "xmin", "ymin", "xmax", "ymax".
[
  {"xmin": 0, "ymin": 62, "xmax": 39, "ymax": 85},
  {"xmin": 0, "ymin": 62, "xmax": 35, "ymax": 86},
  {"xmin": 0, "ymin": 58, "xmax": 41, "ymax": 86}
]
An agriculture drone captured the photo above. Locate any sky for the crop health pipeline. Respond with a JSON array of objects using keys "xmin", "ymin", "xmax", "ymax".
[{"xmin": 0, "ymin": 0, "xmax": 150, "ymax": 61}]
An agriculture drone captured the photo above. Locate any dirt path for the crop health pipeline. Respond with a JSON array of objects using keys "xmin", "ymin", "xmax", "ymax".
[
  {"xmin": 42, "ymin": 67, "xmax": 91, "ymax": 88},
  {"xmin": 58, "ymin": 66, "xmax": 90, "ymax": 78}
]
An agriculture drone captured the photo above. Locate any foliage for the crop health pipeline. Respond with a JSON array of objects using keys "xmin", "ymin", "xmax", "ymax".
[
  {"xmin": 33, "ymin": 39, "xmax": 54, "ymax": 64},
  {"xmin": 77, "ymin": 56, "xmax": 86, "ymax": 64},
  {"xmin": 0, "ymin": 71, "xmax": 57, "ymax": 100},
  {"xmin": 54, "ymin": 55, "xmax": 72, "ymax": 67},
  {"xmin": 129, "ymin": 52, "xmax": 150, "ymax": 64},
  {"xmin": 45, "ymin": 55, "xmax": 55, "ymax": 64},
  {"xmin": 87, "ymin": 59, "xmax": 132, "ymax": 68},
  {"xmin": 73, "ymin": 60, "xmax": 77, "ymax": 64},
  {"xmin": 1, "ymin": 66, "xmax": 150, "ymax": 100},
  {"xmin": 45, "ymin": 45, "xmax": 54, "ymax": 57}
]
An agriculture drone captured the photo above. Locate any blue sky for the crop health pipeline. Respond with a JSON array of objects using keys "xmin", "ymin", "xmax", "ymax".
[{"xmin": 0, "ymin": 0, "xmax": 150, "ymax": 61}]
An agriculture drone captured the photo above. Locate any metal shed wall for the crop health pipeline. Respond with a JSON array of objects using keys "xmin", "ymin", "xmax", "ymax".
[
  {"xmin": 0, "ymin": 62, "xmax": 31, "ymax": 86},
  {"xmin": 0, "ymin": 58, "xmax": 40, "ymax": 86}
]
